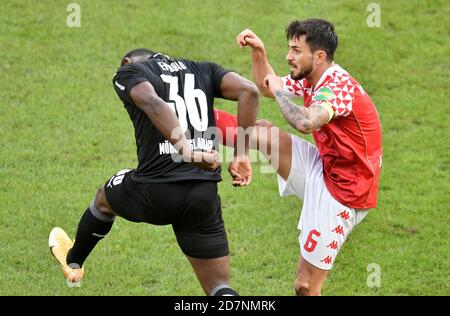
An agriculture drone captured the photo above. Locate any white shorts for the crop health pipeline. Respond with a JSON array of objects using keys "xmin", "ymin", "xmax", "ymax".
[{"xmin": 277, "ymin": 135, "xmax": 368, "ymax": 270}]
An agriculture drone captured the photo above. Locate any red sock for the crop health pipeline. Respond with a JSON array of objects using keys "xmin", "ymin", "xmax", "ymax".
[{"xmin": 214, "ymin": 109, "xmax": 237, "ymax": 147}]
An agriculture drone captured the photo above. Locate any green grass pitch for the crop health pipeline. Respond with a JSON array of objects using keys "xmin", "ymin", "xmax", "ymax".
[{"xmin": 0, "ymin": 0, "xmax": 448, "ymax": 295}]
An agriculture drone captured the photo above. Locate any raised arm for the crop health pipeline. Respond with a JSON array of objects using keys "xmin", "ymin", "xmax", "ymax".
[
  {"xmin": 236, "ymin": 29, "xmax": 277, "ymax": 98},
  {"xmin": 130, "ymin": 81, "xmax": 219, "ymax": 170}
]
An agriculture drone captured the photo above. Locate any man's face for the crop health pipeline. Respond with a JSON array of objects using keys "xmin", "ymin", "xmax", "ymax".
[{"xmin": 286, "ymin": 35, "xmax": 315, "ymax": 80}]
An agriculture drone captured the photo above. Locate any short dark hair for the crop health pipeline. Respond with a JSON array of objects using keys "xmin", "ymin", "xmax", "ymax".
[
  {"xmin": 285, "ymin": 19, "xmax": 338, "ymax": 61},
  {"xmin": 120, "ymin": 48, "xmax": 154, "ymax": 66}
]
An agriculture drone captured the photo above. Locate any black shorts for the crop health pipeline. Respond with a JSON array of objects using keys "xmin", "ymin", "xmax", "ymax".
[{"xmin": 104, "ymin": 169, "xmax": 228, "ymax": 259}]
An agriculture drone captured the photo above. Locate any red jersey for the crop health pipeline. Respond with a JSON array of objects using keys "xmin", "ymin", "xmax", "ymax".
[{"xmin": 282, "ymin": 64, "xmax": 382, "ymax": 209}]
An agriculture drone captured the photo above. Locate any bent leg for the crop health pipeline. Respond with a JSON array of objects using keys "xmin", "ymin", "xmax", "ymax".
[
  {"xmin": 67, "ymin": 184, "xmax": 116, "ymax": 268},
  {"xmin": 252, "ymin": 120, "xmax": 292, "ymax": 181},
  {"xmin": 94, "ymin": 184, "xmax": 116, "ymax": 216},
  {"xmin": 214, "ymin": 109, "xmax": 292, "ymax": 181},
  {"xmin": 174, "ymin": 181, "xmax": 238, "ymax": 295}
]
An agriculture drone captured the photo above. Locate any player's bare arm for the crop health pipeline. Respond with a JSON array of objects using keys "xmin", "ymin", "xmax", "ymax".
[
  {"xmin": 274, "ymin": 90, "xmax": 332, "ymax": 134},
  {"xmin": 236, "ymin": 29, "xmax": 277, "ymax": 98},
  {"xmin": 220, "ymin": 72, "xmax": 259, "ymax": 186},
  {"xmin": 130, "ymin": 81, "xmax": 219, "ymax": 170},
  {"xmin": 220, "ymin": 72, "xmax": 259, "ymax": 151}
]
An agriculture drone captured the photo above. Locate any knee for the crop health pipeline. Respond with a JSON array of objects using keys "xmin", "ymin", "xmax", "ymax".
[
  {"xmin": 294, "ymin": 278, "xmax": 321, "ymax": 296},
  {"xmin": 94, "ymin": 185, "xmax": 115, "ymax": 216},
  {"xmin": 294, "ymin": 278, "xmax": 310, "ymax": 296}
]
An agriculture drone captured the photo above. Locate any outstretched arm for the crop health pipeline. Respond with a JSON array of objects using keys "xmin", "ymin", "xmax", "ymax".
[{"xmin": 236, "ymin": 29, "xmax": 277, "ymax": 98}]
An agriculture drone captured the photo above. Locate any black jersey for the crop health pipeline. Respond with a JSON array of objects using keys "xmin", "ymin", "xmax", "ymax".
[{"xmin": 112, "ymin": 53, "xmax": 231, "ymax": 183}]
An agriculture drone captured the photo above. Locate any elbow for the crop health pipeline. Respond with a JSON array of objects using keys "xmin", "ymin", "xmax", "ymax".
[
  {"xmin": 298, "ymin": 128, "xmax": 314, "ymax": 134},
  {"xmin": 247, "ymin": 81, "xmax": 261, "ymax": 98},
  {"xmin": 295, "ymin": 120, "xmax": 315, "ymax": 134},
  {"xmin": 239, "ymin": 81, "xmax": 260, "ymax": 102}
]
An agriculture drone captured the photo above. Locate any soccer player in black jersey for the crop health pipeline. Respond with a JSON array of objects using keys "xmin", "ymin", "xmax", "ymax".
[{"xmin": 49, "ymin": 48, "xmax": 259, "ymax": 296}]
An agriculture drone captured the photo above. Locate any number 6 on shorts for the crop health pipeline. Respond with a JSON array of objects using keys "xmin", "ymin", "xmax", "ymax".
[{"xmin": 303, "ymin": 229, "xmax": 321, "ymax": 253}]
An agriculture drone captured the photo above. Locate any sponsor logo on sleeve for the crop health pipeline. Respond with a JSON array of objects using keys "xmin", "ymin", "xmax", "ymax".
[{"xmin": 313, "ymin": 87, "xmax": 335, "ymax": 101}]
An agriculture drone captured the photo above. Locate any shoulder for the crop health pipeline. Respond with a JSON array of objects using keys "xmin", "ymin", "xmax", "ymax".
[
  {"xmin": 114, "ymin": 61, "xmax": 153, "ymax": 79},
  {"xmin": 115, "ymin": 63, "xmax": 138, "ymax": 75},
  {"xmin": 185, "ymin": 59, "xmax": 224, "ymax": 72},
  {"xmin": 314, "ymin": 66, "xmax": 356, "ymax": 117},
  {"xmin": 324, "ymin": 65, "xmax": 365, "ymax": 93}
]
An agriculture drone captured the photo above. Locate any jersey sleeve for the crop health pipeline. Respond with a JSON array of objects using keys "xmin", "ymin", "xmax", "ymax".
[
  {"xmin": 281, "ymin": 75, "xmax": 305, "ymax": 97},
  {"xmin": 112, "ymin": 64, "xmax": 149, "ymax": 104},
  {"xmin": 311, "ymin": 79, "xmax": 354, "ymax": 118},
  {"xmin": 208, "ymin": 62, "xmax": 232, "ymax": 98}
]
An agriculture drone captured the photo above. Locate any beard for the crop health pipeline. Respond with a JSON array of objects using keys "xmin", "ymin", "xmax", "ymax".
[{"xmin": 290, "ymin": 63, "xmax": 313, "ymax": 80}]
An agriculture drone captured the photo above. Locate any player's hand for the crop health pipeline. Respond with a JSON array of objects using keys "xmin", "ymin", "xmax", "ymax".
[
  {"xmin": 236, "ymin": 29, "xmax": 264, "ymax": 50},
  {"xmin": 255, "ymin": 119, "xmax": 274, "ymax": 128},
  {"xmin": 228, "ymin": 156, "xmax": 252, "ymax": 187},
  {"xmin": 263, "ymin": 74, "xmax": 283, "ymax": 96},
  {"xmin": 184, "ymin": 150, "xmax": 221, "ymax": 171}
]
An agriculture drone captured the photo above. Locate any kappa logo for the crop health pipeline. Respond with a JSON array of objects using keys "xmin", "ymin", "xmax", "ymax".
[
  {"xmin": 313, "ymin": 86, "xmax": 335, "ymax": 101},
  {"xmin": 320, "ymin": 255, "xmax": 333, "ymax": 265},
  {"xmin": 326, "ymin": 240, "xmax": 339, "ymax": 250},
  {"xmin": 337, "ymin": 210, "xmax": 351, "ymax": 220},
  {"xmin": 332, "ymin": 225, "xmax": 345, "ymax": 236},
  {"xmin": 114, "ymin": 80, "xmax": 125, "ymax": 91}
]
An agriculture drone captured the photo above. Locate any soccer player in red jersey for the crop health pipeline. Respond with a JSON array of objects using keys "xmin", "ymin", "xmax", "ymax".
[{"xmin": 223, "ymin": 19, "xmax": 382, "ymax": 295}]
